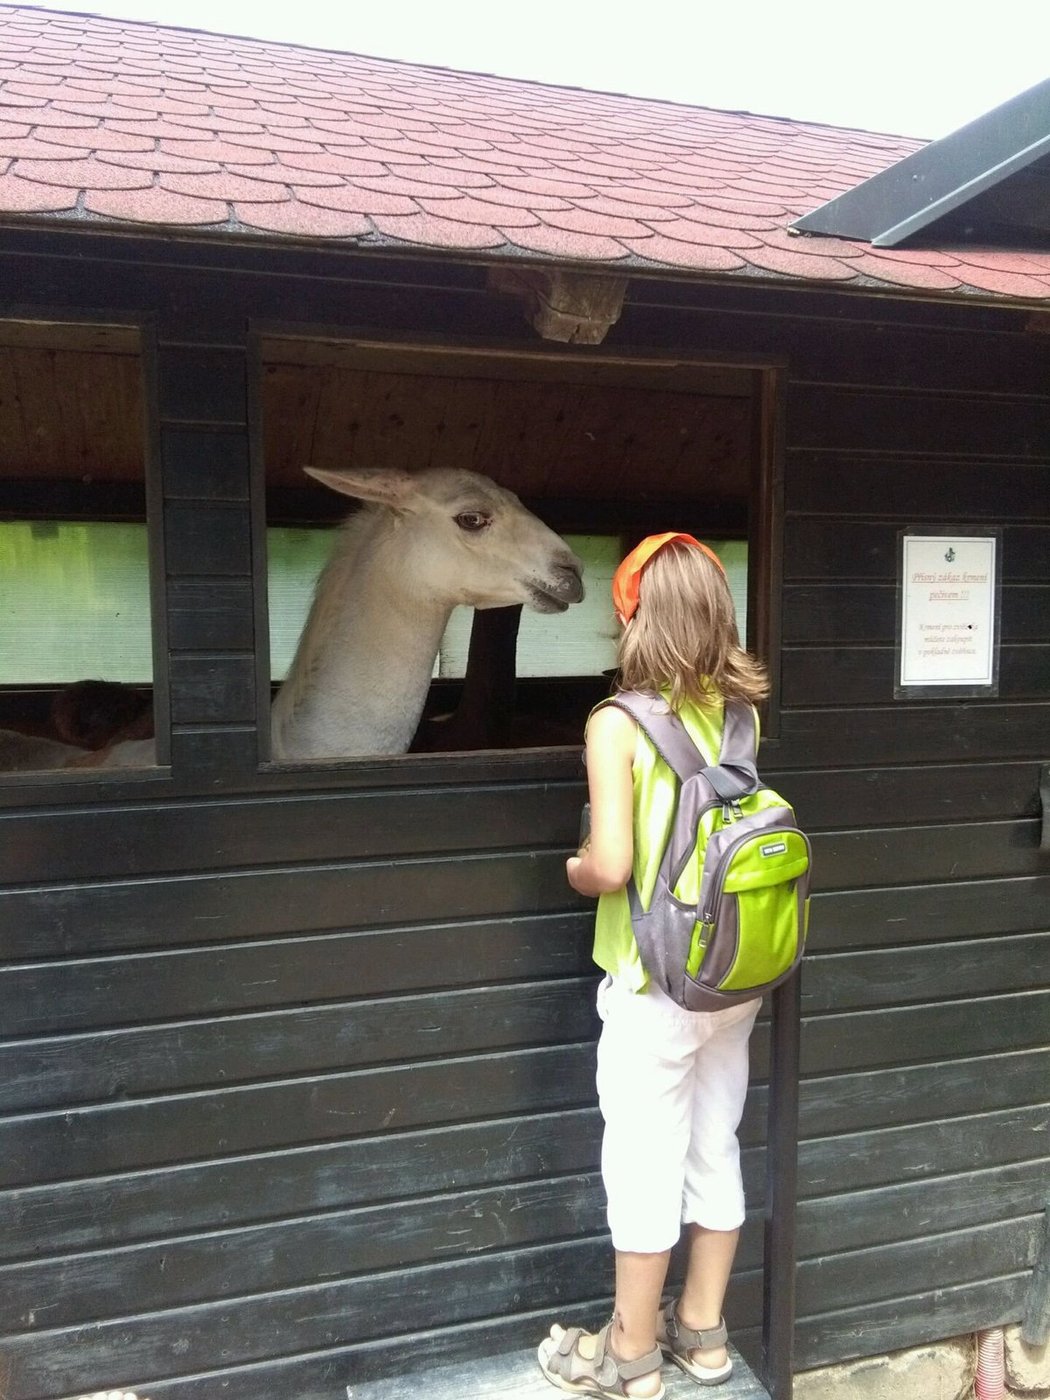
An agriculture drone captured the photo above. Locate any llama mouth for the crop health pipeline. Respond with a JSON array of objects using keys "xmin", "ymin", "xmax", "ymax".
[{"xmin": 526, "ymin": 584, "xmax": 573, "ymax": 614}]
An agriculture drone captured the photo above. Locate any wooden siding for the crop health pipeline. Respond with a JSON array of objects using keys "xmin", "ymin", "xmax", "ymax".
[{"xmin": 0, "ymin": 229, "xmax": 1047, "ymax": 1400}]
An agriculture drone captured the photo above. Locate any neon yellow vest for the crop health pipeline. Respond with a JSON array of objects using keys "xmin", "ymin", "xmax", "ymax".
[{"xmin": 592, "ymin": 692, "xmax": 754, "ymax": 990}]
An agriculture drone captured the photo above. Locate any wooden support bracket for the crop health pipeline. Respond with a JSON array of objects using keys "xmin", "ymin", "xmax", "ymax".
[{"xmin": 488, "ymin": 267, "xmax": 628, "ymax": 344}]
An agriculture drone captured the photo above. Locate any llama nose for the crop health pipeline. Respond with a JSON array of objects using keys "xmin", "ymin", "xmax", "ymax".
[{"xmin": 553, "ymin": 559, "xmax": 585, "ymax": 602}]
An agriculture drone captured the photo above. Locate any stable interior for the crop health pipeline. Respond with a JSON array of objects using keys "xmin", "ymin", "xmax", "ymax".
[{"xmin": 257, "ymin": 334, "xmax": 758, "ymax": 753}]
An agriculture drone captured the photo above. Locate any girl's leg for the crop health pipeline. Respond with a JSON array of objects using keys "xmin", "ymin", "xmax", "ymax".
[
  {"xmin": 612, "ymin": 1247, "xmax": 672, "ymax": 1367},
  {"xmin": 676, "ymin": 1223, "xmax": 740, "ymax": 1369},
  {"xmin": 596, "ymin": 980, "xmax": 698, "ymax": 1254},
  {"xmin": 674, "ymin": 999, "xmax": 760, "ymax": 1367},
  {"xmin": 564, "ymin": 1249, "xmax": 669, "ymax": 1397},
  {"xmin": 553, "ymin": 979, "xmax": 697, "ymax": 1394}
]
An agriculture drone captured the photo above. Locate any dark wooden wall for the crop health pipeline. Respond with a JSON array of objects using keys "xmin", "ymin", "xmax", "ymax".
[{"xmin": 0, "ymin": 228, "xmax": 1046, "ymax": 1400}]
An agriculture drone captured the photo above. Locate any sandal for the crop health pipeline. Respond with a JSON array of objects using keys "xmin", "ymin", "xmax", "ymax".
[
  {"xmin": 538, "ymin": 1321, "xmax": 665, "ymax": 1400},
  {"xmin": 657, "ymin": 1300, "xmax": 733, "ymax": 1386}
]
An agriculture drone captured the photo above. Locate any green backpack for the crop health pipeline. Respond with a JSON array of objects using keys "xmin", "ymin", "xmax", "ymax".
[{"xmin": 602, "ymin": 692, "xmax": 811, "ymax": 1010}]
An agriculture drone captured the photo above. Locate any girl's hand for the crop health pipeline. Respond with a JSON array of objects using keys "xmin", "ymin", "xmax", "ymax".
[{"xmin": 565, "ymin": 703, "xmax": 635, "ymax": 896}]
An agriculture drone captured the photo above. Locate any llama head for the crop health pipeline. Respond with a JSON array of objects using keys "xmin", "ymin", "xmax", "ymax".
[{"xmin": 303, "ymin": 466, "xmax": 584, "ymax": 613}]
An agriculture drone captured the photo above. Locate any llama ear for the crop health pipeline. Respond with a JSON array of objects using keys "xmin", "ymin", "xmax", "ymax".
[{"xmin": 303, "ymin": 466, "xmax": 418, "ymax": 508}]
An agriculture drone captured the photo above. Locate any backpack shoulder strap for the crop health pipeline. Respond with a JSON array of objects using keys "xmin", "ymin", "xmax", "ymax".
[
  {"xmin": 598, "ymin": 692, "xmax": 705, "ymax": 782},
  {"xmin": 706, "ymin": 701, "xmax": 760, "ymax": 800},
  {"xmin": 599, "ymin": 693, "xmax": 760, "ymax": 799}
]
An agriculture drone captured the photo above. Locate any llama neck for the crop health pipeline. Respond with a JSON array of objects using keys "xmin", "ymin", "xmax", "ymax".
[{"xmin": 271, "ymin": 516, "xmax": 451, "ymax": 760}]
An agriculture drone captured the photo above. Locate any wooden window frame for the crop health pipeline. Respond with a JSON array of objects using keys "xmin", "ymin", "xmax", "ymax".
[{"xmin": 248, "ymin": 323, "xmax": 786, "ymax": 771}]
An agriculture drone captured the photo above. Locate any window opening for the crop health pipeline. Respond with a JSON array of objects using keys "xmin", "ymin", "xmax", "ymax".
[
  {"xmin": 0, "ymin": 321, "xmax": 159, "ymax": 776},
  {"xmin": 255, "ymin": 335, "xmax": 768, "ymax": 764}
]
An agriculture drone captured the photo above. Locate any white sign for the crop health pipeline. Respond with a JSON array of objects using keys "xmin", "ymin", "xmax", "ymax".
[{"xmin": 900, "ymin": 535, "xmax": 997, "ymax": 688}]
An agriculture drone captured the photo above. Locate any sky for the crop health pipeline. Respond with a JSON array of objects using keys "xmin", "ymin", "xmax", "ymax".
[{"xmin": 19, "ymin": 0, "xmax": 1050, "ymax": 140}]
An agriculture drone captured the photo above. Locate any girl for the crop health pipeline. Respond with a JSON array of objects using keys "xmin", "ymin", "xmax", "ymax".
[{"xmin": 538, "ymin": 533, "xmax": 769, "ymax": 1398}]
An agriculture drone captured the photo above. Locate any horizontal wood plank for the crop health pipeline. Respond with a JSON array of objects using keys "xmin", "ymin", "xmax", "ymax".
[
  {"xmin": 345, "ymin": 1343, "xmax": 767, "ymax": 1400},
  {"xmin": 0, "ymin": 914, "xmax": 593, "ymax": 1035},
  {"xmin": 0, "ymin": 1043, "xmax": 600, "ymax": 1188},
  {"xmin": 787, "ymin": 452, "xmax": 1050, "ymax": 518},
  {"xmin": 1, "ymin": 1213, "xmax": 1041, "ymax": 1398},
  {"xmin": 797, "ymin": 1156, "xmax": 1050, "ymax": 1258},
  {"xmin": 0, "ymin": 1109, "xmax": 603, "ymax": 1264},
  {"xmin": 797, "ymin": 1102, "xmax": 1050, "ymax": 1197},
  {"xmin": 0, "ymin": 850, "xmax": 581, "ymax": 957},
  {"xmin": 168, "ymin": 577, "xmax": 255, "ymax": 650},
  {"xmin": 780, "ymin": 760, "xmax": 1042, "ymax": 828},
  {"xmin": 157, "ymin": 345, "xmax": 247, "ymax": 426},
  {"xmin": 6, "ymin": 1155, "xmax": 1044, "ymax": 1338},
  {"xmin": 783, "ymin": 583, "xmax": 1049, "ymax": 644},
  {"xmin": 809, "ymin": 874, "xmax": 1050, "ymax": 950},
  {"xmin": 2, "ymin": 936, "xmax": 1046, "ymax": 1110},
  {"xmin": 788, "ymin": 387, "xmax": 1050, "ymax": 458},
  {"xmin": 793, "ymin": 1272, "xmax": 1031, "ymax": 1370},
  {"xmin": 164, "ymin": 502, "xmax": 253, "ymax": 578},
  {"xmin": 2, "ymin": 817, "xmax": 1045, "ymax": 958},
  {"xmin": 810, "ymin": 818, "xmax": 1045, "ymax": 891},
  {"xmin": 0, "ymin": 782, "xmax": 581, "ymax": 885},
  {"xmin": 794, "ymin": 1049, "xmax": 1050, "ymax": 1140},
  {"xmin": 0, "ymin": 978, "xmax": 600, "ymax": 1112},
  {"xmin": 799, "ymin": 932, "xmax": 1048, "ymax": 1013},
  {"xmin": 776, "ymin": 704, "xmax": 1050, "ymax": 767},
  {"xmin": 625, "ymin": 297, "xmax": 1050, "ymax": 396},
  {"xmin": 794, "ymin": 1214, "xmax": 1042, "ymax": 1315},
  {"xmin": 784, "ymin": 519, "xmax": 1050, "ymax": 582},
  {"xmin": 0, "ymin": 1172, "xmax": 608, "ymax": 1334},
  {"xmin": 1, "ymin": 1001, "xmax": 1045, "ymax": 1189},
  {"xmin": 798, "ymin": 992, "xmax": 1050, "ymax": 1076},
  {"xmin": 169, "ymin": 655, "xmax": 257, "ymax": 725},
  {"xmin": 0, "ymin": 1239, "xmax": 620, "ymax": 1396},
  {"xmin": 161, "ymin": 426, "xmax": 251, "ymax": 502},
  {"xmin": 2, "ymin": 763, "xmax": 1045, "ymax": 885},
  {"xmin": 783, "ymin": 644, "xmax": 1050, "ymax": 706},
  {"xmin": 2, "ymin": 1046, "xmax": 1044, "ymax": 1266}
]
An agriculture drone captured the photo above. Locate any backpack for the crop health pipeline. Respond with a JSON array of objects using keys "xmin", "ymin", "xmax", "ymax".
[{"xmin": 600, "ymin": 691, "xmax": 811, "ymax": 1011}]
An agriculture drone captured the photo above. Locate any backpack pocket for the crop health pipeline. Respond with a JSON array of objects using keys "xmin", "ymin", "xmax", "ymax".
[{"xmin": 689, "ymin": 826, "xmax": 811, "ymax": 992}]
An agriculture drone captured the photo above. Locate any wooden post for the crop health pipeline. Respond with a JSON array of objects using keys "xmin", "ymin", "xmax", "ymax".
[
  {"xmin": 1022, "ymin": 1199, "xmax": 1050, "ymax": 1346},
  {"xmin": 762, "ymin": 969, "xmax": 801, "ymax": 1400}
]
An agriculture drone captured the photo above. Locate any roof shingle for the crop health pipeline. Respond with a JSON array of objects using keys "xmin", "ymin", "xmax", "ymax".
[{"xmin": 2, "ymin": 3, "xmax": 1050, "ymax": 302}]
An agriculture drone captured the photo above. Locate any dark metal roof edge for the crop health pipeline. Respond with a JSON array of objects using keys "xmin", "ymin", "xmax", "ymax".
[
  {"xmin": 791, "ymin": 78, "xmax": 1050, "ymax": 244},
  {"xmin": 870, "ymin": 134, "xmax": 1050, "ymax": 246}
]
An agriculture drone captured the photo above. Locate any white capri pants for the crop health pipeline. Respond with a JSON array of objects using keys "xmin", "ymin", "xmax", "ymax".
[{"xmin": 595, "ymin": 975, "xmax": 760, "ymax": 1254}]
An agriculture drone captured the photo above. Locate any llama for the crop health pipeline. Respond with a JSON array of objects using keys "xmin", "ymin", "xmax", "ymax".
[
  {"xmin": 270, "ymin": 466, "xmax": 583, "ymax": 760},
  {"xmin": 0, "ymin": 467, "xmax": 583, "ymax": 769}
]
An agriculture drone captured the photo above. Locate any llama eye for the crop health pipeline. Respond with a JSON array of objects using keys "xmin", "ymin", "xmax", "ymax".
[{"xmin": 454, "ymin": 511, "xmax": 490, "ymax": 532}]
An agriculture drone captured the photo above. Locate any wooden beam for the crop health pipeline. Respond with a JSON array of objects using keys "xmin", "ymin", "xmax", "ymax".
[
  {"xmin": 0, "ymin": 320, "xmax": 140, "ymax": 353},
  {"xmin": 487, "ymin": 267, "xmax": 629, "ymax": 344}
]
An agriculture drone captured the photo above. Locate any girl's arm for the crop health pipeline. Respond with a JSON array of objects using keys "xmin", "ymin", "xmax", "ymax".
[{"xmin": 567, "ymin": 703, "xmax": 636, "ymax": 897}]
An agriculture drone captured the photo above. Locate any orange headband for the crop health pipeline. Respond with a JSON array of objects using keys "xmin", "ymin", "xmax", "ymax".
[{"xmin": 612, "ymin": 531, "xmax": 726, "ymax": 622}]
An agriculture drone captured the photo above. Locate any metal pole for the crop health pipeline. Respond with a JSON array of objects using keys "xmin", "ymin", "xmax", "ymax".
[{"xmin": 762, "ymin": 967, "xmax": 801, "ymax": 1400}]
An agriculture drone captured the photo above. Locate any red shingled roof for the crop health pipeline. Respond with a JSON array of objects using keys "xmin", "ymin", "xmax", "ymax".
[{"xmin": 3, "ymin": 4, "xmax": 1050, "ymax": 302}]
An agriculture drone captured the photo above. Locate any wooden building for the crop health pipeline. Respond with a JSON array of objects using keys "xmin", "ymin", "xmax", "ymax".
[{"xmin": 0, "ymin": 8, "xmax": 1047, "ymax": 1399}]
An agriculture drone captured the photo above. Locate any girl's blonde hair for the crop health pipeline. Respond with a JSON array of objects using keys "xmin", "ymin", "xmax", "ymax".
[{"xmin": 616, "ymin": 540, "xmax": 769, "ymax": 708}]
